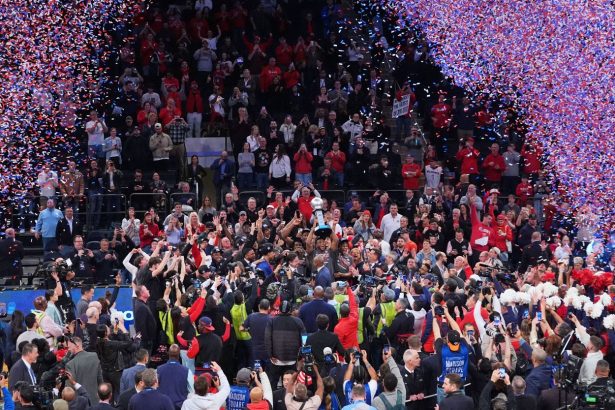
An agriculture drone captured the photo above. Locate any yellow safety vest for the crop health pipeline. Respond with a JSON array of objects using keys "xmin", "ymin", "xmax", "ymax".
[
  {"xmin": 231, "ymin": 303, "xmax": 251, "ymax": 341},
  {"xmin": 376, "ymin": 301, "xmax": 395, "ymax": 336}
]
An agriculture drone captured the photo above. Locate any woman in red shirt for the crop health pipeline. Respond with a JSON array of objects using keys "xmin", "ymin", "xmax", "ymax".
[{"xmin": 139, "ymin": 212, "xmax": 160, "ymax": 251}]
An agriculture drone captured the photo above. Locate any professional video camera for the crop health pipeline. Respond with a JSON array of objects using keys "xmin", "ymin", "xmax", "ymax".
[
  {"xmin": 573, "ymin": 380, "xmax": 615, "ymax": 409},
  {"xmin": 359, "ymin": 274, "xmax": 385, "ymax": 295},
  {"xmin": 36, "ymin": 259, "xmax": 71, "ymax": 279}
]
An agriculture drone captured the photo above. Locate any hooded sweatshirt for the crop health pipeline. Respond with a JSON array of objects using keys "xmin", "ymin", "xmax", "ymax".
[{"xmin": 181, "ymin": 371, "xmax": 230, "ymax": 410}]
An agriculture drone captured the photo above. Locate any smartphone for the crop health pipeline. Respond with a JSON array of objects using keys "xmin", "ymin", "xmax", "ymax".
[
  {"xmin": 537, "ymin": 312, "xmax": 543, "ymax": 321},
  {"xmin": 253, "ymin": 360, "xmax": 261, "ymax": 371},
  {"xmin": 498, "ymin": 368, "xmax": 506, "ymax": 379},
  {"xmin": 467, "ymin": 330, "xmax": 474, "ymax": 338},
  {"xmin": 523, "ymin": 311, "xmax": 529, "ymax": 319},
  {"xmin": 300, "ymin": 345, "xmax": 312, "ymax": 355},
  {"xmin": 115, "ymin": 317, "xmax": 119, "ymax": 325},
  {"xmin": 203, "ymin": 362, "xmax": 211, "ymax": 369},
  {"xmin": 494, "ymin": 316, "xmax": 501, "ymax": 326},
  {"xmin": 383, "ymin": 344, "xmax": 390, "ymax": 354},
  {"xmin": 0, "ymin": 303, "xmax": 6, "ymax": 317},
  {"xmin": 307, "ymin": 289, "xmax": 314, "ymax": 297}
]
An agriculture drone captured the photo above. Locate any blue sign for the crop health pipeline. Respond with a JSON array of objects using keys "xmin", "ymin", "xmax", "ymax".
[{"xmin": 0, "ymin": 286, "xmax": 135, "ymax": 325}]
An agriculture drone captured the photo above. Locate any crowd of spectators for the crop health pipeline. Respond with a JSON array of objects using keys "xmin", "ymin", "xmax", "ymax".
[{"xmin": 1, "ymin": 1, "xmax": 615, "ymax": 410}]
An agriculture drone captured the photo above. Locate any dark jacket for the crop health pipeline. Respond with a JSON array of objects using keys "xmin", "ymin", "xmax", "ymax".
[
  {"xmin": 67, "ymin": 385, "xmax": 91, "ymax": 410},
  {"xmin": 478, "ymin": 382, "xmax": 515, "ymax": 410},
  {"xmin": 134, "ymin": 299, "xmax": 157, "ymax": 343},
  {"xmin": 210, "ymin": 158, "xmax": 236, "ymax": 185},
  {"xmin": 383, "ymin": 311, "xmax": 415, "ymax": 347},
  {"xmin": 439, "ymin": 391, "xmax": 474, "ymax": 410},
  {"xmin": 298, "ymin": 299, "xmax": 338, "ymax": 334},
  {"xmin": 305, "ymin": 330, "xmax": 346, "ymax": 366},
  {"xmin": 156, "ymin": 360, "xmax": 190, "ymax": 408},
  {"xmin": 55, "ymin": 218, "xmax": 83, "ymax": 247},
  {"xmin": 96, "ymin": 333, "xmax": 138, "ymax": 373},
  {"xmin": 265, "ymin": 314, "xmax": 305, "ymax": 362},
  {"xmin": 0, "ymin": 237, "xmax": 24, "ymax": 277},
  {"xmin": 128, "ymin": 389, "xmax": 175, "ymax": 410},
  {"xmin": 118, "ymin": 387, "xmax": 137, "ymax": 410},
  {"xmin": 8, "ymin": 359, "xmax": 33, "ymax": 391},
  {"xmin": 525, "ymin": 364, "xmax": 552, "ymax": 397}
]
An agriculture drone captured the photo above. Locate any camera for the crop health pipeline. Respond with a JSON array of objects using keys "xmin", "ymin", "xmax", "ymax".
[
  {"xmin": 434, "ymin": 305, "xmax": 445, "ymax": 316},
  {"xmin": 300, "ymin": 345, "xmax": 315, "ymax": 374},
  {"xmin": 37, "ymin": 259, "xmax": 71, "ymax": 279}
]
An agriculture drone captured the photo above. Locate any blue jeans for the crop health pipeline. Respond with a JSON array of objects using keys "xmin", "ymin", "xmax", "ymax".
[
  {"xmin": 255, "ymin": 173, "xmax": 269, "ymax": 191},
  {"xmin": 334, "ymin": 172, "xmax": 344, "ymax": 188},
  {"xmin": 42, "ymin": 237, "xmax": 58, "ymax": 252},
  {"xmin": 180, "ymin": 350, "xmax": 195, "ymax": 374},
  {"xmin": 296, "ymin": 173, "xmax": 312, "ymax": 185}
]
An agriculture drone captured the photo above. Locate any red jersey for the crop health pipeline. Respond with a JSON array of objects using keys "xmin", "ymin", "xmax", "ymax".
[
  {"xmin": 482, "ymin": 153, "xmax": 506, "ymax": 182},
  {"xmin": 259, "ymin": 65, "xmax": 282, "ymax": 92},
  {"xmin": 515, "ymin": 182, "xmax": 533, "ymax": 206},
  {"xmin": 431, "ymin": 103, "xmax": 452, "ymax": 129},
  {"xmin": 470, "ymin": 202, "xmax": 493, "ymax": 252},
  {"xmin": 456, "ymin": 147, "xmax": 480, "ymax": 175}
]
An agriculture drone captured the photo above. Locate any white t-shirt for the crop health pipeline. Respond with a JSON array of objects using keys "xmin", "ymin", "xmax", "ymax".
[{"xmin": 86, "ymin": 119, "xmax": 106, "ymax": 146}]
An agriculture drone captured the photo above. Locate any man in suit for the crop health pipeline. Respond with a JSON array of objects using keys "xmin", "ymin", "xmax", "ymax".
[
  {"xmin": 55, "ymin": 206, "xmax": 83, "ymax": 257},
  {"xmin": 0, "ymin": 228, "xmax": 24, "ymax": 285},
  {"xmin": 8, "ymin": 343, "xmax": 39, "ymax": 390},
  {"xmin": 120, "ymin": 349, "xmax": 149, "ymax": 394},
  {"xmin": 511, "ymin": 375, "xmax": 537, "ymax": 410},
  {"xmin": 299, "ymin": 287, "xmax": 338, "ymax": 333},
  {"xmin": 91, "ymin": 383, "xmax": 115, "ymax": 410},
  {"xmin": 156, "ymin": 344, "xmax": 192, "ymax": 409},
  {"xmin": 134, "ymin": 286, "xmax": 157, "ymax": 353},
  {"xmin": 314, "ymin": 254, "xmax": 333, "ymax": 288},
  {"xmin": 61, "ymin": 383, "xmax": 91, "ymax": 410},
  {"xmin": 128, "ymin": 369, "xmax": 174, "ymax": 410},
  {"xmin": 118, "ymin": 371, "xmax": 145, "ymax": 410},
  {"xmin": 66, "ymin": 337, "xmax": 104, "ymax": 405},
  {"xmin": 305, "ymin": 315, "xmax": 346, "ymax": 367},
  {"xmin": 209, "ymin": 151, "xmax": 236, "ymax": 206}
]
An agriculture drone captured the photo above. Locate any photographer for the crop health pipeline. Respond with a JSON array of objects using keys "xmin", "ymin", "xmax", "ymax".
[
  {"xmin": 68, "ymin": 236, "xmax": 95, "ymax": 281},
  {"xmin": 95, "ymin": 320, "xmax": 140, "ymax": 404},
  {"xmin": 182, "ymin": 362, "xmax": 230, "ymax": 410},
  {"xmin": 342, "ymin": 350, "xmax": 378, "ymax": 405},
  {"xmin": 45, "ymin": 260, "xmax": 76, "ymax": 322}
]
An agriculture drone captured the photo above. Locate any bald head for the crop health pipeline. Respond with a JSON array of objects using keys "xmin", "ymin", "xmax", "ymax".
[
  {"xmin": 62, "ymin": 387, "xmax": 76, "ymax": 402},
  {"xmin": 313, "ymin": 286, "xmax": 325, "ymax": 299},
  {"xmin": 250, "ymin": 387, "xmax": 263, "ymax": 403},
  {"xmin": 511, "ymin": 376, "xmax": 526, "ymax": 394},
  {"xmin": 168, "ymin": 344, "xmax": 180, "ymax": 360},
  {"xmin": 532, "ymin": 348, "xmax": 547, "ymax": 365}
]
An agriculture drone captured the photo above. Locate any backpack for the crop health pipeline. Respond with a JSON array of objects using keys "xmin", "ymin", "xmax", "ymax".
[{"xmin": 379, "ymin": 391, "xmax": 405, "ymax": 410}]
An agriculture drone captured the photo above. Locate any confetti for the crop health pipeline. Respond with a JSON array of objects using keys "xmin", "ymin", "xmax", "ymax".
[
  {"xmin": 0, "ymin": 0, "xmax": 137, "ymax": 229},
  {"xmin": 378, "ymin": 0, "xmax": 615, "ymax": 232}
]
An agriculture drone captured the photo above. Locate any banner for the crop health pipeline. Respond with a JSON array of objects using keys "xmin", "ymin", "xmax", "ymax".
[
  {"xmin": 391, "ymin": 94, "xmax": 411, "ymax": 118},
  {"xmin": 0, "ymin": 286, "xmax": 135, "ymax": 326}
]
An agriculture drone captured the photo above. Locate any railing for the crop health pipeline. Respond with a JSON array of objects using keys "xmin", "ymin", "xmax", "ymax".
[
  {"xmin": 9, "ymin": 188, "xmax": 541, "ymax": 233},
  {"xmin": 85, "ymin": 193, "xmax": 126, "ymax": 230},
  {"xmin": 170, "ymin": 192, "xmax": 198, "ymax": 211},
  {"xmin": 128, "ymin": 192, "xmax": 169, "ymax": 217}
]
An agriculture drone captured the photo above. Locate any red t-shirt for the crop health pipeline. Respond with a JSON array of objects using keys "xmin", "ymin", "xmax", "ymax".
[
  {"xmin": 402, "ymin": 163, "xmax": 421, "ymax": 190},
  {"xmin": 456, "ymin": 147, "xmax": 480, "ymax": 175},
  {"xmin": 431, "ymin": 103, "xmax": 452, "ymax": 129}
]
